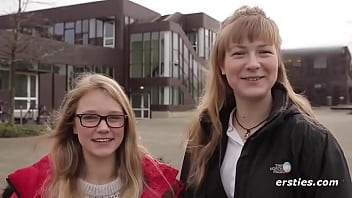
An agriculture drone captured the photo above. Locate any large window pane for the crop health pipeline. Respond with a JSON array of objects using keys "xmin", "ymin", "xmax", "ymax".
[
  {"xmin": 83, "ymin": 33, "xmax": 89, "ymax": 44},
  {"xmin": 183, "ymin": 45, "xmax": 189, "ymax": 86},
  {"xmin": 15, "ymin": 100, "xmax": 27, "ymax": 110},
  {"xmin": 151, "ymin": 32, "xmax": 159, "ymax": 77},
  {"xmin": 198, "ymin": 28, "xmax": 205, "ymax": 57},
  {"xmin": 104, "ymin": 21, "xmax": 114, "ymax": 37},
  {"xmin": 75, "ymin": 20, "xmax": 82, "ymax": 33},
  {"xmin": 205, "ymin": 29, "xmax": 210, "ymax": 59},
  {"xmin": 172, "ymin": 32, "xmax": 179, "ymax": 78},
  {"xmin": 89, "ymin": 18, "xmax": 96, "ymax": 38},
  {"xmin": 161, "ymin": 31, "xmax": 172, "ymax": 77},
  {"xmin": 104, "ymin": 21, "xmax": 115, "ymax": 47},
  {"xmin": 65, "ymin": 22, "xmax": 74, "ymax": 29},
  {"xmin": 163, "ymin": 87, "xmax": 170, "ymax": 105},
  {"xmin": 0, "ymin": 70, "xmax": 9, "ymax": 89},
  {"xmin": 172, "ymin": 87, "xmax": 180, "ymax": 105},
  {"xmin": 65, "ymin": 29, "xmax": 75, "ymax": 44},
  {"xmin": 143, "ymin": 32, "xmax": 151, "ymax": 77},
  {"xmin": 130, "ymin": 33, "xmax": 143, "ymax": 78},
  {"xmin": 54, "ymin": 23, "xmax": 64, "ymax": 35},
  {"xmin": 96, "ymin": 20, "xmax": 103, "ymax": 37},
  {"xmin": 151, "ymin": 87, "xmax": 159, "ymax": 105},
  {"xmin": 15, "ymin": 74, "xmax": 27, "ymax": 97},
  {"xmin": 82, "ymin": 20, "xmax": 89, "ymax": 33},
  {"xmin": 30, "ymin": 75, "xmax": 36, "ymax": 97}
]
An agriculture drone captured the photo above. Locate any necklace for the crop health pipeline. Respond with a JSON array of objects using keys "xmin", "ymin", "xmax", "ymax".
[{"xmin": 234, "ymin": 112, "xmax": 267, "ymax": 139}]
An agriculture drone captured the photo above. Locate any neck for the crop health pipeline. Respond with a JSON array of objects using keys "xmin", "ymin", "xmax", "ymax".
[
  {"xmin": 234, "ymin": 93, "xmax": 272, "ymax": 131},
  {"xmin": 81, "ymin": 153, "xmax": 118, "ymax": 184}
]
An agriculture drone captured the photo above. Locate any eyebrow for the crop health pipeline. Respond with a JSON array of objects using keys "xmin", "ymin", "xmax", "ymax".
[
  {"xmin": 80, "ymin": 110, "xmax": 124, "ymax": 114},
  {"xmin": 231, "ymin": 44, "xmax": 272, "ymax": 48}
]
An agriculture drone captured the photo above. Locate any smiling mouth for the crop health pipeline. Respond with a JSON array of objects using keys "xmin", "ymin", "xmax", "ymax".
[
  {"xmin": 92, "ymin": 138, "xmax": 114, "ymax": 143},
  {"xmin": 241, "ymin": 76, "xmax": 264, "ymax": 81}
]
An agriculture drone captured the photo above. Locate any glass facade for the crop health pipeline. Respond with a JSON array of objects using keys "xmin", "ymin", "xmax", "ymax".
[
  {"xmin": 43, "ymin": 17, "xmax": 116, "ymax": 47},
  {"xmin": 187, "ymin": 28, "xmax": 216, "ymax": 59},
  {"xmin": 130, "ymin": 31, "xmax": 206, "ymax": 106}
]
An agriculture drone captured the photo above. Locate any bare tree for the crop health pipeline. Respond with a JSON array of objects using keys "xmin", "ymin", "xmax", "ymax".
[{"xmin": 0, "ymin": 0, "xmax": 52, "ymax": 124}]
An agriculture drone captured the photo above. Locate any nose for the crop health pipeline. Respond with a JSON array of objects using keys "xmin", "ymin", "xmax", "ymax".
[
  {"xmin": 246, "ymin": 52, "xmax": 260, "ymax": 70},
  {"xmin": 96, "ymin": 118, "xmax": 110, "ymax": 132}
]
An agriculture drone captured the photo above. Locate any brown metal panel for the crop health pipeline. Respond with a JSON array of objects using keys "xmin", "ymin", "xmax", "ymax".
[
  {"xmin": 54, "ymin": 74, "xmax": 66, "ymax": 110},
  {"xmin": 39, "ymin": 73, "xmax": 53, "ymax": 112}
]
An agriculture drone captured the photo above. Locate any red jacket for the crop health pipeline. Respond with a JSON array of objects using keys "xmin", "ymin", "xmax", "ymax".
[{"xmin": 7, "ymin": 155, "xmax": 183, "ymax": 198}]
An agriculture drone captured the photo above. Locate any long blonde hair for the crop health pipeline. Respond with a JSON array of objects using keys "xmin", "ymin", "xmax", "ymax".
[
  {"xmin": 185, "ymin": 6, "xmax": 315, "ymax": 189},
  {"xmin": 42, "ymin": 73, "xmax": 145, "ymax": 198}
]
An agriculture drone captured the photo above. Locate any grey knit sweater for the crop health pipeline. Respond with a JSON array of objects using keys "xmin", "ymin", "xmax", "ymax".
[{"xmin": 79, "ymin": 177, "xmax": 122, "ymax": 198}]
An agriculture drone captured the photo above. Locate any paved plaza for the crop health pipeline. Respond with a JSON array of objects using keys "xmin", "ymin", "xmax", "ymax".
[{"xmin": 0, "ymin": 108, "xmax": 351, "ymax": 190}]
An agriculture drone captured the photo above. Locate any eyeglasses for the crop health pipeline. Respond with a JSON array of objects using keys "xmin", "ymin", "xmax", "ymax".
[{"xmin": 75, "ymin": 113, "xmax": 128, "ymax": 128}]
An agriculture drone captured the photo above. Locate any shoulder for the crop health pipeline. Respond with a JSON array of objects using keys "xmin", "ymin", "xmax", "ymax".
[
  {"xmin": 141, "ymin": 155, "xmax": 184, "ymax": 198},
  {"xmin": 283, "ymin": 112, "xmax": 344, "ymax": 158},
  {"xmin": 7, "ymin": 155, "xmax": 51, "ymax": 198},
  {"xmin": 284, "ymin": 112, "xmax": 330, "ymax": 140}
]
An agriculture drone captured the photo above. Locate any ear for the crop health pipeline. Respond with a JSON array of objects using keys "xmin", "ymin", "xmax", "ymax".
[
  {"xmin": 220, "ymin": 64, "xmax": 226, "ymax": 75},
  {"xmin": 73, "ymin": 124, "xmax": 78, "ymax": 134}
]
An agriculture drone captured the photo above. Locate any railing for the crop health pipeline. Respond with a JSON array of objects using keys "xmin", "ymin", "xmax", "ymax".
[
  {"xmin": 0, "ymin": 100, "xmax": 8, "ymax": 123},
  {"xmin": 37, "ymin": 104, "xmax": 51, "ymax": 125}
]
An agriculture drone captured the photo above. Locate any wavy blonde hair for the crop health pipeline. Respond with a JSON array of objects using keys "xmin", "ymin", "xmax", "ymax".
[
  {"xmin": 185, "ymin": 6, "xmax": 315, "ymax": 189},
  {"xmin": 42, "ymin": 73, "xmax": 145, "ymax": 198}
]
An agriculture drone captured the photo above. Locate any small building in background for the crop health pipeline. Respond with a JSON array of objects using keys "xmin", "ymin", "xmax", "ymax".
[{"xmin": 283, "ymin": 45, "xmax": 352, "ymax": 106}]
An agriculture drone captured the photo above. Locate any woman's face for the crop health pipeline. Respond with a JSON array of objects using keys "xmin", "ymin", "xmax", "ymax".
[
  {"xmin": 73, "ymin": 89, "xmax": 125, "ymax": 160},
  {"xmin": 221, "ymin": 39, "xmax": 279, "ymax": 101}
]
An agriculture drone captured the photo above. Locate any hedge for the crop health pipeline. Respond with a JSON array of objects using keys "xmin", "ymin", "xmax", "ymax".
[{"xmin": 0, "ymin": 124, "xmax": 45, "ymax": 138}]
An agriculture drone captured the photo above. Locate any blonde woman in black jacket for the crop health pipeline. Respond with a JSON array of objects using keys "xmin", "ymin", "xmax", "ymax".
[{"xmin": 180, "ymin": 5, "xmax": 352, "ymax": 198}]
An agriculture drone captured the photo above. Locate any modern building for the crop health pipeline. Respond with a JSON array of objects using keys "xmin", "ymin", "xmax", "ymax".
[
  {"xmin": 0, "ymin": 0, "xmax": 351, "ymax": 122},
  {"xmin": 0, "ymin": 0, "xmax": 219, "ymax": 120},
  {"xmin": 283, "ymin": 45, "xmax": 352, "ymax": 106}
]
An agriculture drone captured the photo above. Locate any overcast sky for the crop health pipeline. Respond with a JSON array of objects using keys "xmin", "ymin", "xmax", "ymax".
[{"xmin": 1, "ymin": 0, "xmax": 352, "ymax": 49}]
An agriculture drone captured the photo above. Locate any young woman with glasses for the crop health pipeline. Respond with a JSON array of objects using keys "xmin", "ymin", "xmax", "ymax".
[{"xmin": 2, "ymin": 73, "xmax": 183, "ymax": 198}]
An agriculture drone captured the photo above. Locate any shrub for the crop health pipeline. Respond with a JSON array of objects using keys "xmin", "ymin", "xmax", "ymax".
[{"xmin": 0, "ymin": 124, "xmax": 45, "ymax": 138}]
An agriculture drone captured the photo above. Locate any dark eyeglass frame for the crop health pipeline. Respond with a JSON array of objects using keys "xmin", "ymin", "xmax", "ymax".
[{"xmin": 75, "ymin": 113, "xmax": 128, "ymax": 128}]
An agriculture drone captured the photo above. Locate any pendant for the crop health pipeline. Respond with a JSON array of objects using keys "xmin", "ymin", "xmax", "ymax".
[{"xmin": 244, "ymin": 130, "xmax": 251, "ymax": 139}]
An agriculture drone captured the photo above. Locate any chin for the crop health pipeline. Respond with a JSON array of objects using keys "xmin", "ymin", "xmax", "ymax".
[
  {"xmin": 241, "ymin": 90, "xmax": 270, "ymax": 101},
  {"xmin": 92, "ymin": 150, "xmax": 117, "ymax": 158}
]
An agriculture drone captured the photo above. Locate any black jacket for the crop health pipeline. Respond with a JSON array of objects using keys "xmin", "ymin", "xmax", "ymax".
[{"xmin": 181, "ymin": 84, "xmax": 352, "ymax": 198}]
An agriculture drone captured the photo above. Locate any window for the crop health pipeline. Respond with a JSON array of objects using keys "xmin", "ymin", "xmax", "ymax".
[
  {"xmin": 65, "ymin": 29, "xmax": 75, "ymax": 44},
  {"xmin": 143, "ymin": 32, "xmax": 151, "ymax": 77},
  {"xmin": 104, "ymin": 21, "xmax": 115, "ymax": 48},
  {"xmin": 89, "ymin": 19, "xmax": 96, "ymax": 38},
  {"xmin": 314, "ymin": 56, "xmax": 327, "ymax": 69},
  {"xmin": 54, "ymin": 23, "xmax": 64, "ymax": 41},
  {"xmin": 151, "ymin": 32, "xmax": 159, "ymax": 77},
  {"xmin": 82, "ymin": 20, "xmax": 89, "ymax": 33},
  {"xmin": 96, "ymin": 20, "xmax": 103, "ymax": 37},
  {"xmin": 54, "ymin": 23, "xmax": 64, "ymax": 35},
  {"xmin": 130, "ymin": 33, "xmax": 143, "ymax": 77},
  {"xmin": 172, "ymin": 32, "xmax": 179, "ymax": 78},
  {"xmin": 14, "ymin": 73, "xmax": 37, "ymax": 111},
  {"xmin": 65, "ymin": 22, "xmax": 74, "ymax": 29},
  {"xmin": 198, "ymin": 28, "xmax": 205, "ymax": 57},
  {"xmin": 124, "ymin": 16, "xmax": 129, "ymax": 25},
  {"xmin": 161, "ymin": 31, "xmax": 172, "ymax": 77},
  {"xmin": 293, "ymin": 59, "xmax": 302, "ymax": 67},
  {"xmin": 75, "ymin": 20, "xmax": 82, "ymax": 33},
  {"xmin": 0, "ymin": 70, "xmax": 9, "ymax": 89}
]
